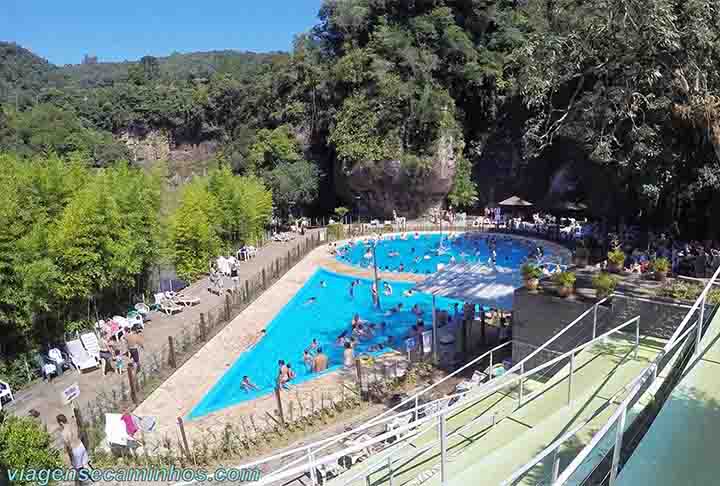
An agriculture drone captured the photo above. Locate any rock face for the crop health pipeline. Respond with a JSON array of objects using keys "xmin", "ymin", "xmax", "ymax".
[
  {"xmin": 336, "ymin": 134, "xmax": 459, "ymax": 219},
  {"xmin": 118, "ymin": 126, "xmax": 219, "ymax": 165}
]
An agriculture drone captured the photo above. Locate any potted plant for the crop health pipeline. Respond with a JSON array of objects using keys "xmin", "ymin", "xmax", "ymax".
[
  {"xmin": 649, "ymin": 257, "xmax": 670, "ymax": 281},
  {"xmin": 592, "ymin": 272, "xmax": 618, "ymax": 299},
  {"xmin": 552, "ymin": 271, "xmax": 577, "ymax": 298},
  {"xmin": 607, "ymin": 249, "xmax": 626, "ymax": 273},
  {"xmin": 521, "ymin": 262, "xmax": 543, "ymax": 291}
]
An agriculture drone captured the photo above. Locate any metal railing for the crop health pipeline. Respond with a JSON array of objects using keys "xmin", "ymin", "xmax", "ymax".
[
  {"xmin": 312, "ymin": 316, "xmax": 642, "ymax": 486},
  {"xmin": 208, "ymin": 316, "xmax": 642, "ymax": 486},
  {"xmin": 173, "ymin": 296, "xmax": 615, "ymax": 486},
  {"xmin": 505, "ymin": 264, "xmax": 720, "ymax": 486}
]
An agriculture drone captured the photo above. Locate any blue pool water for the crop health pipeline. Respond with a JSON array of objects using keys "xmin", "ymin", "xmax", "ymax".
[
  {"xmin": 336, "ymin": 233, "xmax": 554, "ymax": 275},
  {"xmin": 189, "ymin": 269, "xmax": 463, "ymax": 419}
]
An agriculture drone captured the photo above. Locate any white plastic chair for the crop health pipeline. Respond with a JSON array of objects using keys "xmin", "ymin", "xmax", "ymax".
[
  {"xmin": 80, "ymin": 332, "xmax": 101, "ymax": 361},
  {"xmin": 0, "ymin": 380, "xmax": 14, "ymax": 410}
]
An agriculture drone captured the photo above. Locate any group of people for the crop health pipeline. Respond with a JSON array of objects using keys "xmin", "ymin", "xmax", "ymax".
[
  {"xmin": 97, "ymin": 326, "xmax": 144, "ymax": 377},
  {"xmin": 239, "ymin": 336, "xmax": 329, "ymax": 394}
]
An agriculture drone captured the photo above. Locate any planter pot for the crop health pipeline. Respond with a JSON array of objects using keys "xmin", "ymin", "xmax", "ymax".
[
  {"xmin": 655, "ymin": 271, "xmax": 667, "ymax": 282},
  {"xmin": 525, "ymin": 278, "xmax": 540, "ymax": 291},
  {"xmin": 608, "ymin": 262, "xmax": 623, "ymax": 274},
  {"xmin": 558, "ymin": 286, "xmax": 573, "ymax": 298}
]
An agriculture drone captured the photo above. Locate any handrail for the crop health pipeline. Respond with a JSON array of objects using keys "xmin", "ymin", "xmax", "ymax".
[
  {"xmin": 250, "ymin": 316, "xmax": 642, "ymax": 486},
  {"xmin": 549, "ymin": 265, "xmax": 720, "ymax": 485},
  {"xmin": 505, "ymin": 297, "xmax": 609, "ymax": 376},
  {"xmin": 667, "ymin": 264, "xmax": 720, "ymax": 345},
  {"xmin": 269, "ymin": 340, "xmax": 513, "ymax": 477}
]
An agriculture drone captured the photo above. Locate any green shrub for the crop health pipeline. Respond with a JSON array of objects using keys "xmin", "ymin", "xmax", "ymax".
[
  {"xmin": 327, "ymin": 223, "xmax": 344, "ymax": 241},
  {"xmin": 657, "ymin": 281, "xmax": 720, "ymax": 305},
  {"xmin": 607, "ymin": 249, "xmax": 626, "ymax": 266},
  {"xmin": 333, "ymin": 207, "xmax": 349, "ymax": 221},
  {"xmin": 552, "ymin": 271, "xmax": 576, "ymax": 288},
  {"xmin": 521, "ymin": 262, "xmax": 543, "ymax": 280},
  {"xmin": 0, "ymin": 415, "xmax": 63, "ymax": 485},
  {"xmin": 649, "ymin": 257, "xmax": 670, "ymax": 274},
  {"xmin": 593, "ymin": 272, "xmax": 618, "ymax": 297},
  {"xmin": 0, "ymin": 353, "xmax": 37, "ymax": 390}
]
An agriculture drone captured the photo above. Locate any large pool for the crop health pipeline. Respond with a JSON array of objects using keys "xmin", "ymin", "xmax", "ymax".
[
  {"xmin": 189, "ymin": 269, "xmax": 463, "ymax": 419},
  {"xmin": 336, "ymin": 233, "xmax": 559, "ymax": 275}
]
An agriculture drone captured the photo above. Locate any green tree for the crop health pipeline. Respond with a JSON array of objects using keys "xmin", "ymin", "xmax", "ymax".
[
  {"xmin": 247, "ymin": 125, "xmax": 302, "ymax": 172},
  {"xmin": 168, "ymin": 181, "xmax": 222, "ymax": 281},
  {"xmin": 266, "ymin": 160, "xmax": 320, "ymax": 218},
  {"xmin": 448, "ymin": 157, "xmax": 478, "ymax": 209}
]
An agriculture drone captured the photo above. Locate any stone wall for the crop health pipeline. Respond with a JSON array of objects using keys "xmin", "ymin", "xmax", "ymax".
[
  {"xmin": 118, "ymin": 127, "xmax": 218, "ymax": 165},
  {"xmin": 512, "ymin": 287, "xmax": 694, "ymax": 372}
]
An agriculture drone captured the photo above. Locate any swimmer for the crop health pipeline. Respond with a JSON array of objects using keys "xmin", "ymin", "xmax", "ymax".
[
  {"xmin": 241, "ymin": 376, "xmax": 259, "ymax": 392},
  {"xmin": 320, "ymin": 280, "xmax": 327, "ymax": 288},
  {"xmin": 403, "ymin": 289, "xmax": 415, "ymax": 297},
  {"xmin": 412, "ymin": 304, "xmax": 423, "ymax": 316},
  {"xmin": 306, "ymin": 338, "xmax": 319, "ymax": 353},
  {"xmin": 303, "ymin": 351, "xmax": 314, "ymax": 371},
  {"xmin": 383, "ymin": 282, "xmax": 393, "ymax": 296},
  {"xmin": 249, "ymin": 329, "xmax": 267, "ymax": 347},
  {"xmin": 287, "ymin": 363, "xmax": 296, "ymax": 382},
  {"xmin": 398, "ymin": 263, "xmax": 405, "ymax": 272},
  {"xmin": 450, "ymin": 256, "xmax": 456, "ymax": 264},
  {"xmin": 303, "ymin": 297, "xmax": 317, "ymax": 305},
  {"xmin": 336, "ymin": 330, "xmax": 349, "ymax": 345},
  {"xmin": 349, "ymin": 281, "xmax": 355, "ymax": 299},
  {"xmin": 385, "ymin": 303, "xmax": 403, "ymax": 316}
]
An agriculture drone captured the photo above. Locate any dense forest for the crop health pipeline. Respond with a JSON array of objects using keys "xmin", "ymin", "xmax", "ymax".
[{"xmin": 2, "ymin": 0, "xmax": 720, "ymax": 358}]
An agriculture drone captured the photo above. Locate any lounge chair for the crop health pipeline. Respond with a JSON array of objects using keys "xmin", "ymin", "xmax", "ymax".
[
  {"xmin": 126, "ymin": 312, "xmax": 144, "ymax": 329},
  {"xmin": 174, "ymin": 294, "xmax": 200, "ymax": 307},
  {"xmin": 0, "ymin": 380, "xmax": 13, "ymax": 410},
  {"xmin": 66, "ymin": 339, "xmax": 99, "ymax": 373},
  {"xmin": 154, "ymin": 293, "xmax": 182, "ymax": 315},
  {"xmin": 80, "ymin": 332, "xmax": 101, "ymax": 361}
]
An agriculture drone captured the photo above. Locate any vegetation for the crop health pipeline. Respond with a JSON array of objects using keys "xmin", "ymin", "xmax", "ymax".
[
  {"xmin": 552, "ymin": 271, "xmax": 576, "ymax": 288},
  {"xmin": 0, "ymin": 414, "xmax": 63, "ymax": 485},
  {"xmin": 607, "ymin": 249, "xmax": 626, "ymax": 267},
  {"xmin": 657, "ymin": 281, "xmax": 720, "ymax": 305},
  {"xmin": 649, "ymin": 257, "xmax": 671, "ymax": 274},
  {"xmin": 593, "ymin": 273, "xmax": 619, "ymax": 298},
  {"xmin": 521, "ymin": 262, "xmax": 543, "ymax": 280}
]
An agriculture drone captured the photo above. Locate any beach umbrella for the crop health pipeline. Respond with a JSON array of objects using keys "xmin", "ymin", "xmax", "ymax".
[{"xmin": 498, "ymin": 196, "xmax": 533, "ymax": 207}]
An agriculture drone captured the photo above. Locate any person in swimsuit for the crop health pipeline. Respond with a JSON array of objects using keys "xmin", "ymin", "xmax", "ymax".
[{"xmin": 241, "ymin": 376, "xmax": 259, "ymax": 392}]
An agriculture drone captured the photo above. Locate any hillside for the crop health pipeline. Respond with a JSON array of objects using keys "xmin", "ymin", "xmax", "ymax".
[
  {"xmin": 2, "ymin": 0, "xmax": 720, "ymax": 237},
  {"xmin": 0, "ymin": 42, "xmax": 66, "ymax": 106}
]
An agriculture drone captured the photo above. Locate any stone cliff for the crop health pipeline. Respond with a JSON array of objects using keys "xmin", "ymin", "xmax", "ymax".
[
  {"xmin": 335, "ymin": 134, "xmax": 459, "ymax": 219},
  {"xmin": 118, "ymin": 126, "xmax": 219, "ymax": 166}
]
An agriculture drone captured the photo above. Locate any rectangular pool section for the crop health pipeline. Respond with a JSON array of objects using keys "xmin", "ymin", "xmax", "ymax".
[{"xmin": 188, "ymin": 268, "xmax": 463, "ymax": 420}]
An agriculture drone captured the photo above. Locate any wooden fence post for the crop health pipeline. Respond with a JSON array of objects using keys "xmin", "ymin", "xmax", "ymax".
[
  {"xmin": 245, "ymin": 280, "xmax": 250, "ymax": 303},
  {"xmin": 225, "ymin": 294, "xmax": 231, "ymax": 321},
  {"xmin": 73, "ymin": 403, "xmax": 89, "ymax": 451},
  {"xmin": 262, "ymin": 268, "xmax": 266, "ymax": 289},
  {"xmin": 286, "ymin": 251, "xmax": 290, "ymax": 268},
  {"xmin": 274, "ymin": 386, "xmax": 285, "ymax": 425},
  {"xmin": 200, "ymin": 313, "xmax": 207, "ymax": 341},
  {"xmin": 177, "ymin": 417, "xmax": 192, "ymax": 459},
  {"xmin": 275, "ymin": 258, "xmax": 280, "ymax": 277},
  {"xmin": 355, "ymin": 359, "xmax": 364, "ymax": 401},
  {"xmin": 127, "ymin": 364, "xmax": 138, "ymax": 405},
  {"xmin": 168, "ymin": 336, "xmax": 177, "ymax": 368}
]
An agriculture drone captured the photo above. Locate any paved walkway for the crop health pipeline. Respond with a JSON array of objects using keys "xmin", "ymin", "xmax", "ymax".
[
  {"xmin": 617, "ymin": 309, "xmax": 720, "ymax": 486},
  {"xmin": 4, "ymin": 230, "xmax": 320, "ymax": 442}
]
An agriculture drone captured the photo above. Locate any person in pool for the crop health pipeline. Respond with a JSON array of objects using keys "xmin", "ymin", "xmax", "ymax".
[
  {"xmin": 306, "ymin": 338, "xmax": 319, "ymax": 353},
  {"xmin": 403, "ymin": 289, "xmax": 415, "ymax": 297},
  {"xmin": 304, "ymin": 297, "xmax": 317, "ymax": 305},
  {"xmin": 336, "ymin": 330, "xmax": 349, "ymax": 345},
  {"xmin": 385, "ymin": 303, "xmax": 403, "ymax": 316},
  {"xmin": 286, "ymin": 364, "xmax": 296, "ymax": 384},
  {"xmin": 241, "ymin": 376, "xmax": 259, "ymax": 392},
  {"xmin": 412, "ymin": 303, "xmax": 423, "ymax": 316},
  {"xmin": 349, "ymin": 281, "xmax": 355, "ymax": 299},
  {"xmin": 320, "ymin": 280, "xmax": 327, "ymax": 288},
  {"xmin": 303, "ymin": 351, "xmax": 314, "ymax": 372},
  {"xmin": 277, "ymin": 360, "xmax": 289, "ymax": 387},
  {"xmin": 313, "ymin": 348, "xmax": 328, "ymax": 372},
  {"xmin": 398, "ymin": 263, "xmax": 405, "ymax": 272},
  {"xmin": 383, "ymin": 282, "xmax": 393, "ymax": 296}
]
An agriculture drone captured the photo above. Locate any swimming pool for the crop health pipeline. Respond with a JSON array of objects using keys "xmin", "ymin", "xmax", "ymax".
[
  {"xmin": 335, "ymin": 233, "xmax": 560, "ymax": 275},
  {"xmin": 188, "ymin": 269, "xmax": 463, "ymax": 420}
]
